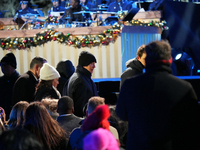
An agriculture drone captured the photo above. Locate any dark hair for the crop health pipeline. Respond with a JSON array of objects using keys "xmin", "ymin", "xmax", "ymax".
[
  {"xmin": 145, "ymin": 40, "xmax": 171, "ymax": 62},
  {"xmin": 0, "ymin": 128, "xmax": 43, "ymax": 150},
  {"xmin": 57, "ymin": 96, "xmax": 74, "ymax": 115},
  {"xmin": 8, "ymin": 101, "xmax": 29, "ymax": 129},
  {"xmin": 36, "ymin": 80, "xmax": 53, "ymax": 90},
  {"xmin": 136, "ymin": 45, "xmax": 146, "ymax": 58},
  {"xmin": 23, "ymin": 102, "xmax": 66, "ymax": 150},
  {"xmin": 30, "ymin": 57, "xmax": 46, "ymax": 69}
]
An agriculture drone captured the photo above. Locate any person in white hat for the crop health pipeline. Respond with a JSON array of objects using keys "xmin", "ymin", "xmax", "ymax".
[{"xmin": 34, "ymin": 63, "xmax": 61, "ymax": 101}]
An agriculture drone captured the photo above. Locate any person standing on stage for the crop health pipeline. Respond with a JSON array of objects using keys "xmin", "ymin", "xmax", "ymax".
[
  {"xmin": 66, "ymin": 51, "xmax": 98, "ymax": 117},
  {"xmin": 12, "ymin": 57, "xmax": 46, "ymax": 105},
  {"xmin": 107, "ymin": 0, "xmax": 132, "ymax": 12}
]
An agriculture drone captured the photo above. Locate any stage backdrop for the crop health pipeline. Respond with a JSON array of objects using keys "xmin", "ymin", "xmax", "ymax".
[{"xmin": 0, "ymin": 38, "xmax": 122, "ymax": 79}]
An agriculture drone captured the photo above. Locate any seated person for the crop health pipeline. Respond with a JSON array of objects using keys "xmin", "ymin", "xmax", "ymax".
[
  {"xmin": 61, "ymin": 0, "xmax": 91, "ymax": 23},
  {"xmin": 15, "ymin": 0, "xmax": 39, "ymax": 18},
  {"xmin": 107, "ymin": 0, "xmax": 132, "ymax": 12},
  {"xmin": 80, "ymin": 0, "xmax": 96, "ymax": 9},
  {"xmin": 49, "ymin": 0, "xmax": 66, "ymax": 15}
]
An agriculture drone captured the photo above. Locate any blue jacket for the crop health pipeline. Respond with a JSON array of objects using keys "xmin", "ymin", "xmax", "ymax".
[
  {"xmin": 107, "ymin": 1, "xmax": 132, "ymax": 12},
  {"xmin": 48, "ymin": 6, "xmax": 66, "ymax": 14}
]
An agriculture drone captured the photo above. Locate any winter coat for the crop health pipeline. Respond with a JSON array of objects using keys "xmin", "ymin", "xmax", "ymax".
[
  {"xmin": 120, "ymin": 58, "xmax": 145, "ymax": 88},
  {"xmin": 67, "ymin": 65, "xmax": 98, "ymax": 117},
  {"xmin": 12, "ymin": 71, "xmax": 38, "ymax": 105},
  {"xmin": 116, "ymin": 63, "xmax": 200, "ymax": 150}
]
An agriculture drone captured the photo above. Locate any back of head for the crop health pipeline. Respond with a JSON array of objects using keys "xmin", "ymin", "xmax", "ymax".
[
  {"xmin": 0, "ymin": 53, "xmax": 17, "ymax": 69},
  {"xmin": 24, "ymin": 102, "xmax": 65, "ymax": 150},
  {"xmin": 8, "ymin": 101, "xmax": 29, "ymax": 128},
  {"xmin": 83, "ymin": 128, "xmax": 119, "ymax": 150},
  {"xmin": 145, "ymin": 40, "xmax": 172, "ymax": 67},
  {"xmin": 56, "ymin": 60, "xmax": 75, "ymax": 79},
  {"xmin": 57, "ymin": 96, "xmax": 74, "ymax": 115},
  {"xmin": 24, "ymin": 102, "xmax": 51, "ymax": 127},
  {"xmin": 87, "ymin": 96, "xmax": 105, "ymax": 115},
  {"xmin": 78, "ymin": 51, "xmax": 97, "ymax": 67},
  {"xmin": 40, "ymin": 63, "xmax": 60, "ymax": 80},
  {"xmin": 136, "ymin": 45, "xmax": 146, "ymax": 58},
  {"xmin": 0, "ymin": 128, "xmax": 43, "ymax": 150},
  {"xmin": 30, "ymin": 57, "xmax": 47, "ymax": 69}
]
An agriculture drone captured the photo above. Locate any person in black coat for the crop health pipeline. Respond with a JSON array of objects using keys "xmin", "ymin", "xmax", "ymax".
[
  {"xmin": 56, "ymin": 60, "xmax": 75, "ymax": 96},
  {"xmin": 120, "ymin": 45, "xmax": 146, "ymax": 88},
  {"xmin": 12, "ymin": 57, "xmax": 46, "ymax": 105},
  {"xmin": 67, "ymin": 51, "xmax": 98, "ymax": 117},
  {"xmin": 56, "ymin": 96, "xmax": 83, "ymax": 145},
  {"xmin": 0, "ymin": 53, "xmax": 20, "ymax": 119},
  {"xmin": 116, "ymin": 40, "xmax": 200, "ymax": 150}
]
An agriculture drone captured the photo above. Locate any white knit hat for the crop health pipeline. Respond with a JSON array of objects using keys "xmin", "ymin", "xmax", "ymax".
[{"xmin": 40, "ymin": 63, "xmax": 60, "ymax": 80}]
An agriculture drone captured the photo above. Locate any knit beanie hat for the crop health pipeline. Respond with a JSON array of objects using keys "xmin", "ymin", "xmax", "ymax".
[
  {"xmin": 0, "ymin": 53, "xmax": 17, "ymax": 69},
  {"xmin": 82, "ymin": 105, "xmax": 110, "ymax": 132},
  {"xmin": 83, "ymin": 128, "xmax": 119, "ymax": 150},
  {"xmin": 40, "ymin": 63, "xmax": 60, "ymax": 80},
  {"xmin": 78, "ymin": 51, "xmax": 97, "ymax": 67}
]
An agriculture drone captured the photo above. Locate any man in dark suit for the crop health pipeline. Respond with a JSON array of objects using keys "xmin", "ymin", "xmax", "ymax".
[
  {"xmin": 12, "ymin": 57, "xmax": 46, "ymax": 105},
  {"xmin": 116, "ymin": 40, "xmax": 200, "ymax": 150},
  {"xmin": 56, "ymin": 96, "xmax": 82, "ymax": 144}
]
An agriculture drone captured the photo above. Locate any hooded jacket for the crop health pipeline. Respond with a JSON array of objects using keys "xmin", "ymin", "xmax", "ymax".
[{"xmin": 120, "ymin": 57, "xmax": 145, "ymax": 88}]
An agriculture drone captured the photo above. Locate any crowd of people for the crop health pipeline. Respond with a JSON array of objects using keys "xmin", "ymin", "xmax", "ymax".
[{"xmin": 1, "ymin": 40, "xmax": 200, "ymax": 150}]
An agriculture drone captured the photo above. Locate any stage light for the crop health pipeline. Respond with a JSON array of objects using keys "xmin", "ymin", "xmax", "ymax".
[{"xmin": 173, "ymin": 52, "xmax": 194, "ymax": 76}]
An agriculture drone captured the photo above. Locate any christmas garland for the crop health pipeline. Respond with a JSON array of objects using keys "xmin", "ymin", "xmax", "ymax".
[{"xmin": 0, "ymin": 20, "xmax": 167, "ymax": 50}]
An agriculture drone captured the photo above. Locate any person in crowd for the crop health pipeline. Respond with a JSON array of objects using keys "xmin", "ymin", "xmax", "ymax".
[
  {"xmin": 12, "ymin": 56, "xmax": 47, "ymax": 105},
  {"xmin": 68, "ymin": 96, "xmax": 119, "ymax": 150},
  {"xmin": 116, "ymin": 40, "xmax": 200, "ymax": 150},
  {"xmin": 0, "ymin": 128, "xmax": 43, "ymax": 150},
  {"xmin": 56, "ymin": 59, "xmax": 75, "ymax": 96},
  {"xmin": 61, "ymin": 0, "xmax": 91, "ymax": 23},
  {"xmin": 15, "ymin": 0, "xmax": 39, "ymax": 18},
  {"xmin": 34, "ymin": 63, "xmax": 61, "ymax": 101},
  {"xmin": 56, "ymin": 96, "xmax": 83, "ymax": 144},
  {"xmin": 120, "ymin": 45, "xmax": 146, "ymax": 88},
  {"xmin": 67, "ymin": 51, "xmax": 98, "ymax": 117},
  {"xmin": 23, "ymin": 101, "xmax": 67, "ymax": 150},
  {"xmin": 83, "ymin": 128, "xmax": 119, "ymax": 150},
  {"xmin": 69, "ymin": 104, "xmax": 118, "ymax": 150},
  {"xmin": 48, "ymin": 0, "xmax": 66, "ymax": 15},
  {"xmin": 107, "ymin": 0, "xmax": 132, "ymax": 12},
  {"xmin": 0, "ymin": 53, "xmax": 20, "ymax": 119},
  {"xmin": 41, "ymin": 98, "xmax": 59, "ymax": 120},
  {"xmin": 7, "ymin": 101, "xmax": 29, "ymax": 129}
]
